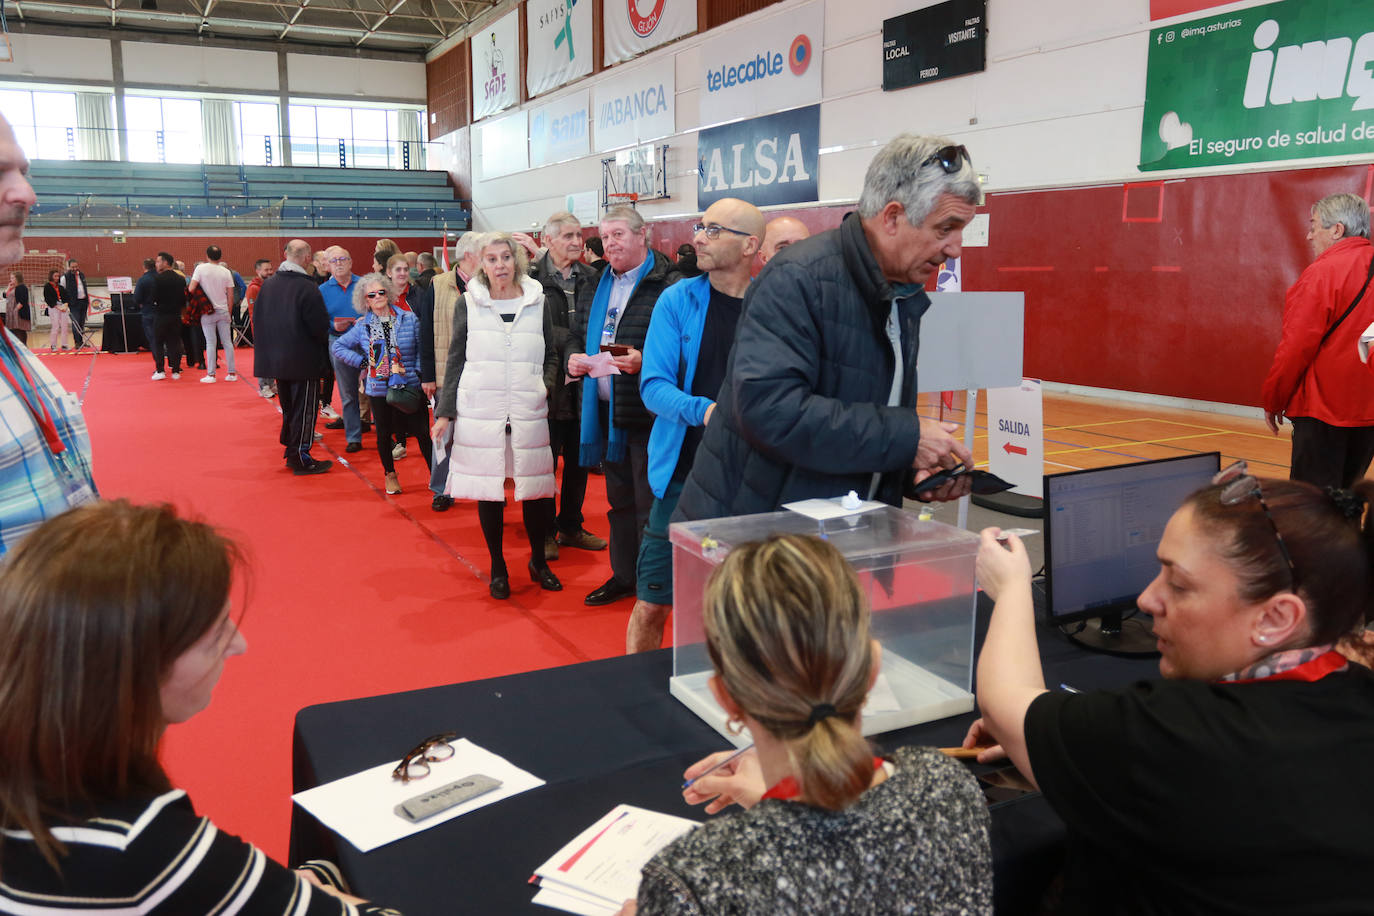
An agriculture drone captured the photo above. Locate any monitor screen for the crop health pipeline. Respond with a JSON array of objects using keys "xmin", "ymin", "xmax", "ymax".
[{"xmin": 1042, "ymin": 452, "xmax": 1220, "ymax": 625}]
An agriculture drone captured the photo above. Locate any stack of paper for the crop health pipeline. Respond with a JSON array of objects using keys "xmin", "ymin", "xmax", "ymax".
[{"xmin": 530, "ymin": 805, "xmax": 700, "ymax": 915}]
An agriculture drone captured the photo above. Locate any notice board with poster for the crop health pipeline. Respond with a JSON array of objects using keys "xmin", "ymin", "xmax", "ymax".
[{"xmin": 883, "ymin": 0, "xmax": 986, "ymax": 91}]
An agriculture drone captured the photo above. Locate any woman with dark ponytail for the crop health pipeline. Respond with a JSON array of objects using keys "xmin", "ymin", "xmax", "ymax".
[
  {"xmin": 623, "ymin": 534, "xmax": 992, "ymax": 915},
  {"xmin": 969, "ymin": 467, "xmax": 1374, "ymax": 915}
]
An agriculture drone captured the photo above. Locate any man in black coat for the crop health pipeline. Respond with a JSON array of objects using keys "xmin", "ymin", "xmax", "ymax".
[
  {"xmin": 61, "ymin": 258, "xmax": 90, "ymax": 347},
  {"xmin": 567, "ymin": 206, "xmax": 680, "ymax": 606},
  {"xmin": 675, "ymin": 134, "xmax": 981, "ymax": 522},
  {"xmin": 133, "ymin": 258, "xmax": 159, "ymax": 376},
  {"xmin": 253, "ymin": 239, "xmax": 332, "ymax": 476}
]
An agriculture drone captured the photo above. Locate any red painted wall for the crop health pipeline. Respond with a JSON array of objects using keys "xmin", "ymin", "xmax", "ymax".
[
  {"xmin": 638, "ymin": 163, "xmax": 1374, "ymax": 408},
  {"xmin": 18, "ymin": 234, "xmax": 441, "ymax": 280}
]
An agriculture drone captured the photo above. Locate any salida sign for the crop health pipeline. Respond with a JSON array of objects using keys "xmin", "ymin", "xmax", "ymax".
[{"xmin": 697, "ymin": 104, "xmax": 819, "ymax": 209}]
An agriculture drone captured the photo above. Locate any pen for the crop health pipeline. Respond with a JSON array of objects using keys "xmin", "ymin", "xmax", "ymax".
[
  {"xmin": 1059, "ymin": 682, "xmax": 1083, "ymax": 694},
  {"xmin": 682, "ymin": 744, "xmax": 753, "ymax": 789}
]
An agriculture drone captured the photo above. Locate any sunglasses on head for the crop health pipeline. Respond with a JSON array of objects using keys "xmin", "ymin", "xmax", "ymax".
[{"xmin": 921, "ymin": 144, "xmax": 971, "ymax": 174}]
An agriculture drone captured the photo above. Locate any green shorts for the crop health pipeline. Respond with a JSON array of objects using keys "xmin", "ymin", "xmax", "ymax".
[{"xmin": 636, "ymin": 477, "xmax": 684, "ymax": 605}]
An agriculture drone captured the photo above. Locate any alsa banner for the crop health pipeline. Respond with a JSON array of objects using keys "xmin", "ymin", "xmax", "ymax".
[
  {"xmin": 698, "ymin": 0, "xmax": 822, "ymax": 125},
  {"xmin": 471, "ymin": 10, "xmax": 519, "ymax": 121},
  {"xmin": 1140, "ymin": 0, "xmax": 1374, "ymax": 171},
  {"xmin": 604, "ymin": 0, "xmax": 696, "ymax": 67},
  {"xmin": 593, "ymin": 56, "xmax": 675, "ymax": 153},
  {"xmin": 697, "ymin": 104, "xmax": 819, "ymax": 209},
  {"xmin": 527, "ymin": 0, "xmax": 593, "ymax": 98}
]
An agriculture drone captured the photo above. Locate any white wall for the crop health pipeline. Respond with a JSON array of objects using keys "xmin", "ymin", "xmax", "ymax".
[
  {"xmin": 124, "ymin": 43, "xmax": 279, "ymax": 93},
  {"xmin": 0, "ymin": 35, "xmax": 113, "ymax": 82},
  {"xmin": 448, "ymin": 0, "xmax": 1348, "ymax": 231},
  {"xmin": 286, "ymin": 53, "xmax": 426, "ymax": 102}
]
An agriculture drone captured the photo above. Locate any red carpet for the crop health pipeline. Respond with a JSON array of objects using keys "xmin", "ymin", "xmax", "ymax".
[{"xmin": 37, "ymin": 348, "xmax": 641, "ymax": 862}]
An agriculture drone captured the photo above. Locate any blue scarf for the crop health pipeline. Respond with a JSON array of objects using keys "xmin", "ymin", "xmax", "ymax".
[{"xmin": 579, "ymin": 254, "xmax": 654, "ymax": 466}]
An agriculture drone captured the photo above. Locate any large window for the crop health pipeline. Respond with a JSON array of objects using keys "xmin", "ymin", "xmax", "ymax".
[
  {"xmin": 234, "ymin": 101, "xmax": 280, "ymax": 166},
  {"xmin": 0, "ymin": 89, "xmax": 80, "ymax": 160},
  {"xmin": 124, "ymin": 95, "xmax": 202, "ymax": 164},
  {"xmin": 289, "ymin": 103, "xmax": 417, "ymax": 168}
]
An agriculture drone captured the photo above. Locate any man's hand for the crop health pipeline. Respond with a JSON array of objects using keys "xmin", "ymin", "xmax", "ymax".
[
  {"xmin": 913, "ymin": 417, "xmax": 974, "ymax": 473},
  {"xmin": 1264, "ymin": 409, "xmax": 1285, "ymax": 435},
  {"xmin": 422, "ymin": 382, "xmax": 436, "ymax": 398},
  {"xmin": 431, "ymin": 416, "xmax": 451, "ymax": 440},
  {"xmin": 567, "ymin": 352, "xmax": 590, "ymax": 377},
  {"xmin": 612, "ymin": 347, "xmax": 642, "ymax": 375},
  {"xmin": 682, "ymin": 748, "xmax": 765, "ymax": 815},
  {"xmin": 961, "ymin": 717, "xmax": 1010, "ymax": 765},
  {"xmin": 511, "ymin": 232, "xmax": 542, "ymax": 259}
]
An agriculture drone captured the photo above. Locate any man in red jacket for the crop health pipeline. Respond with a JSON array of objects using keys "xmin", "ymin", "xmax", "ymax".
[{"xmin": 1262, "ymin": 192, "xmax": 1374, "ymax": 489}]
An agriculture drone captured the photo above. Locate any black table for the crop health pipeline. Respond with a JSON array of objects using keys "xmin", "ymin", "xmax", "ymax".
[
  {"xmin": 291, "ymin": 601, "xmax": 1159, "ymax": 915},
  {"xmin": 101, "ymin": 312, "xmax": 146, "ymax": 353}
]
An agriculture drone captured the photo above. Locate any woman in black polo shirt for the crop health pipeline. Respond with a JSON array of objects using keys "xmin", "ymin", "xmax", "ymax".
[{"xmin": 968, "ymin": 464, "xmax": 1374, "ymax": 915}]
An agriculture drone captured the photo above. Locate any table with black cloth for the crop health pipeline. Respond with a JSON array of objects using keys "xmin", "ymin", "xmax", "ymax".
[
  {"xmin": 101, "ymin": 312, "xmax": 146, "ymax": 353},
  {"xmin": 290, "ymin": 597, "xmax": 1159, "ymax": 915}
]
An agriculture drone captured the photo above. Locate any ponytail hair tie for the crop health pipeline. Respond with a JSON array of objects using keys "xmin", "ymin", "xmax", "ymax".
[
  {"xmin": 1326, "ymin": 487, "xmax": 1366, "ymax": 521},
  {"xmin": 807, "ymin": 703, "xmax": 838, "ymax": 726}
]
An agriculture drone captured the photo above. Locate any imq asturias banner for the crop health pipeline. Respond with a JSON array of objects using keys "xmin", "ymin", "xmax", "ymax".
[
  {"xmin": 1141, "ymin": 0, "xmax": 1374, "ymax": 171},
  {"xmin": 882, "ymin": 0, "xmax": 985, "ymax": 91},
  {"xmin": 527, "ymin": 0, "xmax": 593, "ymax": 98},
  {"xmin": 698, "ymin": 105, "xmax": 819, "ymax": 209}
]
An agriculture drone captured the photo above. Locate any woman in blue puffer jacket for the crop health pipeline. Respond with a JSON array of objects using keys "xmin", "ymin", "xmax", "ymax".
[{"xmin": 330, "ymin": 272, "xmax": 432, "ymax": 495}]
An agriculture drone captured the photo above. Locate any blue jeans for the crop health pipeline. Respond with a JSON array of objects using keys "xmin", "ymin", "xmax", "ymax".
[{"xmin": 328, "ymin": 336, "xmax": 362, "ymax": 444}]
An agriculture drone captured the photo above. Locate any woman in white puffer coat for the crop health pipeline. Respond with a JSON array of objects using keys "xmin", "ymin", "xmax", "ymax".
[{"xmin": 432, "ymin": 233, "xmax": 561, "ymax": 600}]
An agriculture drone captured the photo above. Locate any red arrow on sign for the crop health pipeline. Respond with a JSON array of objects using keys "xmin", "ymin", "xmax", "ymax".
[{"xmin": 1002, "ymin": 442, "xmax": 1027, "ymax": 456}]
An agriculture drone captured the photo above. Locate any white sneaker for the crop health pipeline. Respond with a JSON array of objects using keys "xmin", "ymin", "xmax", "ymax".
[
  {"xmin": 259, "ymin": 386, "xmax": 275, "ymax": 398},
  {"xmin": 171, "ymin": 372, "xmax": 181, "ymax": 380},
  {"xmin": 150, "ymin": 372, "xmax": 165, "ymax": 380},
  {"xmin": 225, "ymin": 372, "xmax": 237, "ymax": 381},
  {"xmin": 392, "ymin": 443, "xmax": 407, "ymax": 460},
  {"xmin": 314, "ymin": 430, "xmax": 324, "ymax": 440},
  {"xmin": 200, "ymin": 375, "xmax": 216, "ymax": 384},
  {"xmin": 320, "ymin": 405, "xmax": 340, "ymax": 419}
]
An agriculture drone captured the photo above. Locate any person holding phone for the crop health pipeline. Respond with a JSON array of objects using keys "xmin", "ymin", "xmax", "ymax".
[
  {"xmin": 0, "ymin": 500, "xmax": 399, "ymax": 913},
  {"xmin": 966, "ymin": 467, "xmax": 1374, "ymax": 914},
  {"xmin": 620, "ymin": 534, "xmax": 992, "ymax": 914}
]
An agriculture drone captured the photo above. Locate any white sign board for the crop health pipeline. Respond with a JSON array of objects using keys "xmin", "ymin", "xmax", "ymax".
[
  {"xmin": 604, "ymin": 0, "xmax": 695, "ymax": 67},
  {"xmin": 527, "ymin": 0, "xmax": 593, "ymax": 97},
  {"xmin": 530, "ymin": 90, "xmax": 590, "ymax": 168},
  {"xmin": 566, "ymin": 190, "xmax": 599, "ymax": 224},
  {"xmin": 106, "ymin": 276, "xmax": 133, "ymax": 293},
  {"xmin": 916, "ymin": 292, "xmax": 1024, "ymax": 393},
  {"xmin": 478, "ymin": 110, "xmax": 529, "ymax": 179},
  {"xmin": 593, "ymin": 56, "xmax": 675, "ymax": 152},
  {"xmin": 471, "ymin": 10, "xmax": 519, "ymax": 120},
  {"xmin": 987, "ymin": 379, "xmax": 1044, "ymax": 497},
  {"xmin": 698, "ymin": 0, "xmax": 823, "ymax": 125}
]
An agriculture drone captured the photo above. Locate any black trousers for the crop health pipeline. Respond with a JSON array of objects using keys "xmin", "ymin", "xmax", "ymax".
[
  {"xmin": 367, "ymin": 394, "xmax": 433, "ymax": 473},
  {"xmin": 150, "ymin": 314, "xmax": 184, "ymax": 373},
  {"xmin": 477, "ymin": 497, "xmax": 553, "ymax": 575},
  {"xmin": 71, "ymin": 298, "xmax": 88, "ymax": 338},
  {"xmin": 549, "ymin": 414, "xmax": 588, "ymax": 536},
  {"xmin": 278, "ymin": 379, "xmax": 320, "ymax": 462},
  {"xmin": 182, "ymin": 321, "xmax": 206, "ymax": 368},
  {"xmin": 597, "ymin": 403, "xmax": 652, "ymax": 587},
  {"xmin": 1289, "ymin": 417, "xmax": 1374, "ymax": 490}
]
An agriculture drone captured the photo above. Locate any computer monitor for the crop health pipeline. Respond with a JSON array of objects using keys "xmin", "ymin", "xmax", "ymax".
[{"xmin": 1042, "ymin": 451, "xmax": 1220, "ymax": 657}]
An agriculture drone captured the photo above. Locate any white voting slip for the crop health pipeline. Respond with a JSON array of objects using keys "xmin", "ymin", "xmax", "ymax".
[
  {"xmin": 531, "ymin": 804, "xmax": 699, "ymax": 914},
  {"xmin": 291, "ymin": 738, "xmax": 544, "ymax": 852}
]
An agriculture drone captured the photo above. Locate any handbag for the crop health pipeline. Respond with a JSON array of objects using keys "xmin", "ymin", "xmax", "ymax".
[{"xmin": 386, "ymin": 384, "xmax": 425, "ymax": 414}]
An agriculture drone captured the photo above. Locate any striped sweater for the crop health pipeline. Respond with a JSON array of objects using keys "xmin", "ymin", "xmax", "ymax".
[{"xmin": 0, "ymin": 790, "xmax": 399, "ymax": 915}]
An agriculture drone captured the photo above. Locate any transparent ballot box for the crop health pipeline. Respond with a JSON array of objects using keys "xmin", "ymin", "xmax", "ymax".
[{"xmin": 669, "ymin": 506, "xmax": 979, "ymax": 746}]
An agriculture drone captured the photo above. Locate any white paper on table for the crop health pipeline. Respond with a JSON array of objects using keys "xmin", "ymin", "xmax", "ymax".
[
  {"xmin": 782, "ymin": 496, "xmax": 886, "ymax": 521},
  {"xmin": 863, "ymin": 671, "xmax": 901, "ymax": 715},
  {"xmin": 583, "ymin": 351, "xmax": 621, "ymax": 378},
  {"xmin": 291, "ymin": 738, "xmax": 544, "ymax": 852},
  {"xmin": 532, "ymin": 885, "xmax": 620, "ymax": 915},
  {"xmin": 531, "ymin": 804, "xmax": 698, "ymax": 910}
]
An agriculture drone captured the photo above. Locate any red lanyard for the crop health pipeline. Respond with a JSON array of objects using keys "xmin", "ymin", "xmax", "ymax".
[
  {"xmin": 0, "ymin": 332, "xmax": 66, "ymax": 455},
  {"xmin": 761, "ymin": 756, "xmax": 887, "ymax": 802},
  {"xmin": 1229, "ymin": 649, "xmax": 1348, "ymax": 684}
]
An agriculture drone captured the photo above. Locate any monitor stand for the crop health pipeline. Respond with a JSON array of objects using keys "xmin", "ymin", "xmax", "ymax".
[{"xmin": 1064, "ymin": 609, "xmax": 1160, "ymax": 659}]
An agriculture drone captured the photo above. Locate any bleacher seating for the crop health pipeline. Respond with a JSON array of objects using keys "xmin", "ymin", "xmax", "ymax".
[{"xmin": 26, "ymin": 161, "xmax": 472, "ymax": 231}]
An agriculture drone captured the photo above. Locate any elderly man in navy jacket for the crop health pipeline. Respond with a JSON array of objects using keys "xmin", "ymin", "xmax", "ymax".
[
  {"xmin": 253, "ymin": 239, "xmax": 332, "ymax": 476},
  {"xmin": 675, "ymin": 134, "xmax": 981, "ymax": 523}
]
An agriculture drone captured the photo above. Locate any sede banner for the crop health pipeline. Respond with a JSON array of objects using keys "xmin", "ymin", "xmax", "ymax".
[
  {"xmin": 698, "ymin": 104, "xmax": 819, "ymax": 209},
  {"xmin": 593, "ymin": 56, "xmax": 676, "ymax": 152},
  {"xmin": 471, "ymin": 10, "xmax": 519, "ymax": 121},
  {"xmin": 1141, "ymin": 0, "xmax": 1374, "ymax": 171},
  {"xmin": 698, "ymin": 0, "xmax": 823, "ymax": 125},
  {"xmin": 531, "ymin": 90, "xmax": 591, "ymax": 168},
  {"xmin": 527, "ymin": 0, "xmax": 593, "ymax": 98},
  {"xmin": 604, "ymin": 0, "xmax": 696, "ymax": 67}
]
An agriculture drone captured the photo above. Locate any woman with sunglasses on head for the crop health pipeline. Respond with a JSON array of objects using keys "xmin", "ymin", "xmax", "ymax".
[
  {"xmin": 331, "ymin": 272, "xmax": 432, "ymax": 496},
  {"xmin": 431, "ymin": 232, "xmax": 561, "ymax": 600},
  {"xmin": 0, "ymin": 500, "xmax": 397, "ymax": 913},
  {"xmin": 620, "ymin": 534, "xmax": 992, "ymax": 915},
  {"xmin": 966, "ymin": 464, "xmax": 1374, "ymax": 915}
]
